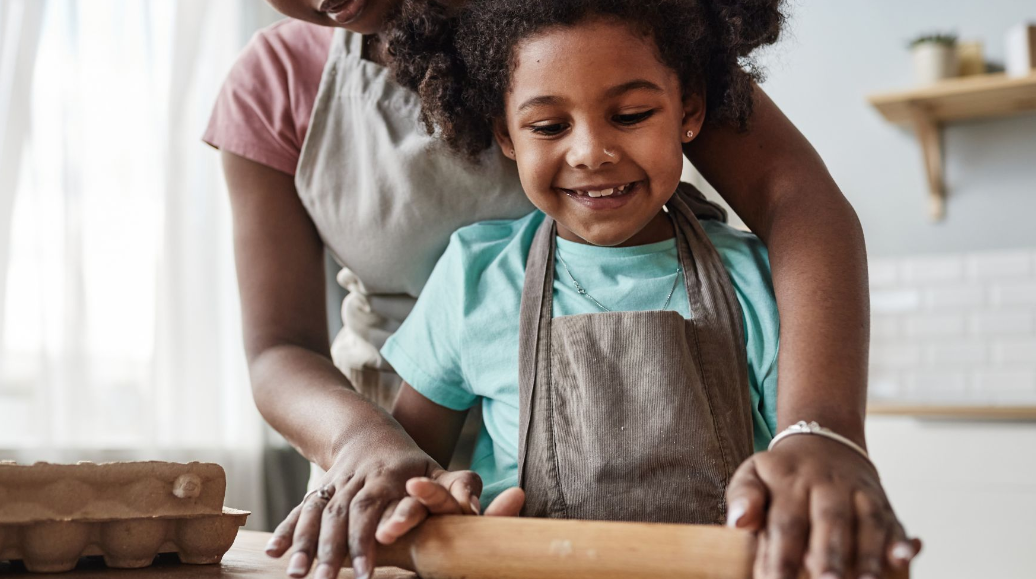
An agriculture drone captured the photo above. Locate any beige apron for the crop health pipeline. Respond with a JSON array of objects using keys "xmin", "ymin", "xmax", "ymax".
[
  {"xmin": 295, "ymin": 28, "xmax": 533, "ymax": 401},
  {"xmin": 294, "ymin": 29, "xmax": 532, "ymax": 487},
  {"xmin": 517, "ymin": 185, "xmax": 754, "ymax": 524}
]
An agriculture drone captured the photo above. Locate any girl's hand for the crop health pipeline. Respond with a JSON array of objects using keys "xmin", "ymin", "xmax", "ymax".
[
  {"xmin": 726, "ymin": 436, "xmax": 922, "ymax": 579},
  {"xmin": 263, "ymin": 439, "xmax": 481, "ymax": 579},
  {"xmin": 376, "ymin": 479, "xmax": 527, "ymax": 544}
]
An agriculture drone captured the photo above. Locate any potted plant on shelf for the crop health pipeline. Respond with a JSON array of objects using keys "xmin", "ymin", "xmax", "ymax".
[{"xmin": 909, "ymin": 32, "xmax": 959, "ymax": 85}]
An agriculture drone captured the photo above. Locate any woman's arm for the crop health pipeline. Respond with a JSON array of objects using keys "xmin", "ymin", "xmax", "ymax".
[
  {"xmin": 222, "ymin": 152, "xmax": 478, "ymax": 579},
  {"xmin": 686, "ymin": 86, "xmax": 920, "ymax": 579},
  {"xmin": 686, "ymin": 84, "xmax": 868, "ymax": 444},
  {"xmin": 223, "ymin": 151, "xmax": 368, "ymax": 471}
]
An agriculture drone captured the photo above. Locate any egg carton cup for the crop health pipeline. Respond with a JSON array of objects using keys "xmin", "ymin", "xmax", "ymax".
[
  {"xmin": 0, "ymin": 461, "xmax": 226, "ymax": 524},
  {"xmin": 0, "ymin": 508, "xmax": 250, "ymax": 573}
]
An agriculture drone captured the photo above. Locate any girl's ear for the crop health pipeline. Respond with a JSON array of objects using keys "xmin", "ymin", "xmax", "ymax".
[
  {"xmin": 680, "ymin": 91, "xmax": 706, "ymax": 143},
  {"xmin": 493, "ymin": 118, "xmax": 517, "ymax": 160}
]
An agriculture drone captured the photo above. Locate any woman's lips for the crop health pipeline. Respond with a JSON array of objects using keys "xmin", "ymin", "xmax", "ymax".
[{"xmin": 322, "ymin": 0, "xmax": 367, "ymax": 24}]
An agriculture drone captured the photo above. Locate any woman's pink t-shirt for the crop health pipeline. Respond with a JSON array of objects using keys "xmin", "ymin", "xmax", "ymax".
[{"xmin": 203, "ymin": 20, "xmax": 334, "ymax": 176}]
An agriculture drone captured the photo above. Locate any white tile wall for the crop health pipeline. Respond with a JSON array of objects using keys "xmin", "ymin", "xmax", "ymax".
[
  {"xmin": 901, "ymin": 256, "xmax": 964, "ymax": 283},
  {"xmin": 869, "ymin": 249, "xmax": 1036, "ymax": 403}
]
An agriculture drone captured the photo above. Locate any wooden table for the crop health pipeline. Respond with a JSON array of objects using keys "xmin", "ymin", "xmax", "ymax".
[{"xmin": 0, "ymin": 532, "xmax": 414, "ymax": 579}]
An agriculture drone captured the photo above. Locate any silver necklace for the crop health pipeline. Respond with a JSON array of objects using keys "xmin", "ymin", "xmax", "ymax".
[{"xmin": 555, "ymin": 249, "xmax": 682, "ymax": 313}]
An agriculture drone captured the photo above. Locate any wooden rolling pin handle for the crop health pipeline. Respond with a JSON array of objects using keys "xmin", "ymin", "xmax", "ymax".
[
  {"xmin": 352, "ymin": 516, "xmax": 910, "ymax": 579},
  {"xmin": 353, "ymin": 516, "xmax": 759, "ymax": 579}
]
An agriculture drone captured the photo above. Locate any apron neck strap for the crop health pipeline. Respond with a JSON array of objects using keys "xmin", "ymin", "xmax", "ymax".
[
  {"xmin": 342, "ymin": 29, "xmax": 364, "ymax": 57},
  {"xmin": 516, "ymin": 216, "xmax": 556, "ymax": 486}
]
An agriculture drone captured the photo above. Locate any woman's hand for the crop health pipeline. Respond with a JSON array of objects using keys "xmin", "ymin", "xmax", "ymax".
[
  {"xmin": 263, "ymin": 439, "xmax": 481, "ymax": 579},
  {"xmin": 726, "ymin": 436, "xmax": 921, "ymax": 579}
]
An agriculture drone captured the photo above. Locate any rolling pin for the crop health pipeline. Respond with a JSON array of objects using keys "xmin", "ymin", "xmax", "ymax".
[{"xmin": 362, "ymin": 516, "xmax": 910, "ymax": 579}]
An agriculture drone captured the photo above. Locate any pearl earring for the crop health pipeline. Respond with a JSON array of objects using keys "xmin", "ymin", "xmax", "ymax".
[{"xmin": 686, "ymin": 130, "xmax": 694, "ymax": 139}]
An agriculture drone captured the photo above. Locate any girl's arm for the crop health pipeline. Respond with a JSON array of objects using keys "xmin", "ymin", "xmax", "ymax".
[
  {"xmin": 392, "ymin": 382, "xmax": 470, "ymax": 469},
  {"xmin": 685, "ymin": 86, "xmax": 920, "ymax": 579},
  {"xmin": 381, "ymin": 384, "xmax": 529, "ymax": 544},
  {"xmin": 222, "ymin": 152, "xmax": 478, "ymax": 579},
  {"xmin": 370, "ymin": 383, "xmax": 489, "ymax": 544}
]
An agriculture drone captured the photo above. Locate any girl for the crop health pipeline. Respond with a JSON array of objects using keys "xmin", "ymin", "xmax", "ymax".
[
  {"xmin": 381, "ymin": 0, "xmax": 779, "ymax": 519},
  {"xmin": 207, "ymin": 0, "xmax": 916, "ymax": 578},
  {"xmin": 373, "ymin": 1, "xmax": 914, "ymax": 579}
]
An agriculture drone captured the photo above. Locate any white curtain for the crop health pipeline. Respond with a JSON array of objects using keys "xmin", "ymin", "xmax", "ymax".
[
  {"xmin": 0, "ymin": 0, "xmax": 45, "ymax": 333},
  {"xmin": 0, "ymin": 0, "xmax": 282, "ymax": 529}
]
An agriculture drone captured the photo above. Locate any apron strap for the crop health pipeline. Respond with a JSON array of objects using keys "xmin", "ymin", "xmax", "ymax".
[
  {"xmin": 673, "ymin": 181, "xmax": 728, "ymax": 222},
  {"xmin": 668, "ymin": 185, "xmax": 754, "ymax": 481},
  {"xmin": 345, "ymin": 29, "xmax": 364, "ymax": 57},
  {"xmin": 516, "ymin": 215, "xmax": 557, "ymax": 486}
]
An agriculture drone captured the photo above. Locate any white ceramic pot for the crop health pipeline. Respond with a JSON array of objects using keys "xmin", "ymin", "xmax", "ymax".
[{"xmin": 912, "ymin": 43, "xmax": 959, "ymax": 85}]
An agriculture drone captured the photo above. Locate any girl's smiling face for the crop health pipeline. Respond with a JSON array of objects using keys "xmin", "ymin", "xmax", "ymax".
[{"xmin": 495, "ymin": 18, "xmax": 704, "ymax": 247}]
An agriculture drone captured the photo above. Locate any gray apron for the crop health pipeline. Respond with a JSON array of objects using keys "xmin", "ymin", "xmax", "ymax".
[{"xmin": 517, "ymin": 184, "xmax": 754, "ymax": 524}]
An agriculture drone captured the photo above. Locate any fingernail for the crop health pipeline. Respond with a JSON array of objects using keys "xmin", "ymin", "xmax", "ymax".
[
  {"xmin": 315, "ymin": 563, "xmax": 335, "ymax": 579},
  {"xmin": 264, "ymin": 536, "xmax": 284, "ymax": 554},
  {"xmin": 892, "ymin": 542, "xmax": 915, "ymax": 562},
  {"xmin": 287, "ymin": 552, "xmax": 308, "ymax": 577},
  {"xmin": 726, "ymin": 498, "xmax": 747, "ymax": 528},
  {"xmin": 469, "ymin": 496, "xmax": 481, "ymax": 515},
  {"xmin": 352, "ymin": 556, "xmax": 371, "ymax": 579},
  {"xmin": 391, "ymin": 505, "xmax": 410, "ymax": 523}
]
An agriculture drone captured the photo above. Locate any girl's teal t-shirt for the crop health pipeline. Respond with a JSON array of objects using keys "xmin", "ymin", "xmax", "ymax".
[{"xmin": 381, "ymin": 210, "xmax": 779, "ymax": 506}]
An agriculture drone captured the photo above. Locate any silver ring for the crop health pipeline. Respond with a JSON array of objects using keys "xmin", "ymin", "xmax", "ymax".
[{"xmin": 305, "ymin": 484, "xmax": 334, "ymax": 504}]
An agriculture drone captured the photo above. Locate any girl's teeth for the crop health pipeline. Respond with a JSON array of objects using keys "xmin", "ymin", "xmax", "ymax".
[{"xmin": 572, "ymin": 183, "xmax": 634, "ymax": 197}]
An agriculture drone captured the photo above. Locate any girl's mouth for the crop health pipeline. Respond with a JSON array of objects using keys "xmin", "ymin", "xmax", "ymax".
[
  {"xmin": 558, "ymin": 181, "xmax": 643, "ymax": 208},
  {"xmin": 561, "ymin": 181, "xmax": 639, "ymax": 198}
]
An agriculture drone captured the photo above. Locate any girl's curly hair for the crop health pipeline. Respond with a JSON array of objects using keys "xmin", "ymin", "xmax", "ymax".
[{"xmin": 389, "ymin": 0, "xmax": 786, "ymax": 160}]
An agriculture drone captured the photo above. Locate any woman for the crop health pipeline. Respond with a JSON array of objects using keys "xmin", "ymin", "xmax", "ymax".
[{"xmin": 205, "ymin": 1, "xmax": 918, "ymax": 578}]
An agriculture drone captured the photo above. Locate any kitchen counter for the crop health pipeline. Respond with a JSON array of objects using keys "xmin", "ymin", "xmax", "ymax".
[
  {"xmin": 0, "ymin": 531, "xmax": 416, "ymax": 579},
  {"xmin": 0, "ymin": 518, "xmax": 914, "ymax": 578}
]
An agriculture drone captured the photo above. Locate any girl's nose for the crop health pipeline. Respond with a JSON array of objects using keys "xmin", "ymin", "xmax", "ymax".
[{"xmin": 565, "ymin": 126, "xmax": 618, "ymax": 170}]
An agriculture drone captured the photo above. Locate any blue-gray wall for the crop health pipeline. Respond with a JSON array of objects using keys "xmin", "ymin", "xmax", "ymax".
[{"xmin": 756, "ymin": 0, "xmax": 1036, "ymax": 257}]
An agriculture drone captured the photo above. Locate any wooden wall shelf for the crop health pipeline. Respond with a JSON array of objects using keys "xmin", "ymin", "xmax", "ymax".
[
  {"xmin": 867, "ymin": 73, "xmax": 1036, "ymax": 220},
  {"xmin": 867, "ymin": 403, "xmax": 1036, "ymax": 421}
]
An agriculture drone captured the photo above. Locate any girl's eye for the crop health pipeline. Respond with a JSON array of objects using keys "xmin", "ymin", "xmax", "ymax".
[
  {"xmin": 614, "ymin": 110, "xmax": 656, "ymax": 125},
  {"xmin": 529, "ymin": 123, "xmax": 568, "ymax": 136}
]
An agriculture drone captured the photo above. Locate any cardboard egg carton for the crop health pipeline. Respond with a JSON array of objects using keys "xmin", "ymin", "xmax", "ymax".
[{"xmin": 0, "ymin": 461, "xmax": 249, "ymax": 573}]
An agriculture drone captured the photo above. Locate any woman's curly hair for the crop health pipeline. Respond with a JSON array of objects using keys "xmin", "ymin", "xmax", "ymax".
[{"xmin": 389, "ymin": 0, "xmax": 786, "ymax": 160}]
